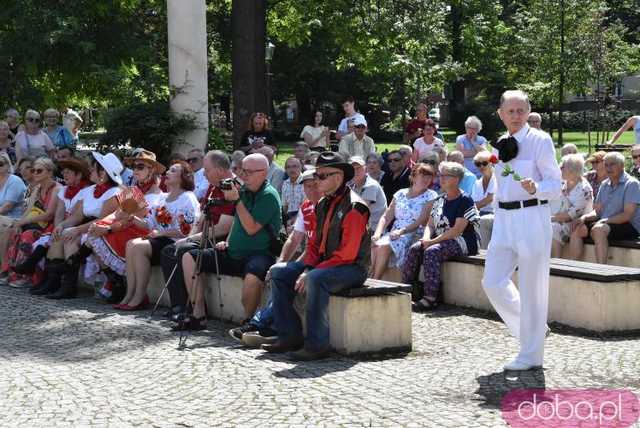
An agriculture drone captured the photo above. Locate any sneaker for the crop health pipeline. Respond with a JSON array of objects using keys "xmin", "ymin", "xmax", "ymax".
[
  {"xmin": 9, "ymin": 277, "xmax": 31, "ymax": 289},
  {"xmin": 228, "ymin": 323, "xmax": 259, "ymax": 342},
  {"xmin": 241, "ymin": 328, "xmax": 278, "ymax": 348},
  {"xmin": 0, "ymin": 272, "xmax": 9, "ymax": 286}
]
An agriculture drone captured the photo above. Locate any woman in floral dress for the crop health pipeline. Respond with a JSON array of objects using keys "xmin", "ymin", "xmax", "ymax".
[
  {"xmin": 551, "ymin": 154, "xmax": 593, "ymax": 258},
  {"xmin": 370, "ymin": 163, "xmax": 438, "ymax": 279}
]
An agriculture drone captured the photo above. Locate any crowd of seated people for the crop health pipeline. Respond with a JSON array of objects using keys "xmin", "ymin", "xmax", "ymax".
[{"xmin": 4, "ymin": 102, "xmax": 640, "ymax": 362}]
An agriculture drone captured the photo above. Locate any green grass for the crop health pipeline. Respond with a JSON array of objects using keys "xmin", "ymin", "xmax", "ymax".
[{"xmin": 273, "ymin": 129, "xmax": 638, "ymax": 167}]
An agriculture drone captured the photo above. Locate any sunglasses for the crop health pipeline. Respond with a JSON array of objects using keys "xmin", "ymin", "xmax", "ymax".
[
  {"xmin": 314, "ymin": 171, "xmax": 341, "ymax": 181},
  {"xmin": 0, "ymin": 161, "xmax": 6, "ymax": 167},
  {"xmin": 389, "ymin": 157, "xmax": 403, "ymax": 162},
  {"xmin": 474, "ymin": 161, "xmax": 490, "ymax": 167},
  {"xmin": 187, "ymin": 157, "xmax": 201, "ymax": 164},
  {"xmin": 33, "ymin": 168, "xmax": 46, "ymax": 174},
  {"xmin": 133, "ymin": 163, "xmax": 148, "ymax": 171},
  {"xmin": 417, "ymin": 171, "xmax": 434, "ymax": 177},
  {"xmin": 354, "ymin": 125, "xmax": 366, "ymax": 129},
  {"xmin": 26, "ymin": 117, "xmax": 40, "ymax": 122}
]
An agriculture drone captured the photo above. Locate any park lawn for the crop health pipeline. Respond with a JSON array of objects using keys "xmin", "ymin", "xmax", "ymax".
[{"xmin": 274, "ymin": 130, "xmax": 637, "ymax": 167}]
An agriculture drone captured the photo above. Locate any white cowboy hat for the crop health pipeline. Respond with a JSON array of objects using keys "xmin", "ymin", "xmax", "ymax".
[{"xmin": 92, "ymin": 152, "xmax": 124, "ymax": 185}]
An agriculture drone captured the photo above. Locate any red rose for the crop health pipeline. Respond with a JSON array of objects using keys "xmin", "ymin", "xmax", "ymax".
[{"xmin": 489, "ymin": 154, "xmax": 499, "ymax": 164}]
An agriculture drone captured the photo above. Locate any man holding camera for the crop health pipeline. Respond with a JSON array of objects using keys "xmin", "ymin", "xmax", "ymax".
[
  {"xmin": 175, "ymin": 153, "xmax": 282, "ymax": 330},
  {"xmin": 160, "ymin": 150, "xmax": 236, "ymax": 321},
  {"xmin": 264, "ymin": 152, "xmax": 371, "ymax": 361}
]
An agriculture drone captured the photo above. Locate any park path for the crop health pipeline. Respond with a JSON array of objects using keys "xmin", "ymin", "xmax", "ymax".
[{"xmin": 1, "ymin": 286, "xmax": 639, "ymax": 427}]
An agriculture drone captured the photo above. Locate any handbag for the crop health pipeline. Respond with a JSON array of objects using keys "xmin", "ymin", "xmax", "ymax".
[{"xmin": 265, "ymin": 223, "xmax": 286, "ymax": 256}]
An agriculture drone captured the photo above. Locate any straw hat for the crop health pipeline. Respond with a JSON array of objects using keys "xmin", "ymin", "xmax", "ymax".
[
  {"xmin": 124, "ymin": 149, "xmax": 166, "ymax": 174},
  {"xmin": 57, "ymin": 158, "xmax": 90, "ymax": 180}
]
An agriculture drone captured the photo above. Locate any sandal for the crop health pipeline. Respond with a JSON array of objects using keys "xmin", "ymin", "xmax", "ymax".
[{"xmin": 412, "ymin": 297, "xmax": 439, "ymax": 312}]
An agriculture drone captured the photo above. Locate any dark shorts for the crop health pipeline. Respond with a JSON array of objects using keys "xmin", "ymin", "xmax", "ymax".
[
  {"xmin": 149, "ymin": 236, "xmax": 175, "ymax": 265},
  {"xmin": 187, "ymin": 248, "xmax": 275, "ymax": 281},
  {"xmin": 587, "ymin": 221, "xmax": 639, "ymax": 241}
]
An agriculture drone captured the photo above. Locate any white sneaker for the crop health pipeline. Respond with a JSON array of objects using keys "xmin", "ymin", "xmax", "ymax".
[
  {"xmin": 242, "ymin": 331, "xmax": 277, "ymax": 348},
  {"xmin": 504, "ymin": 360, "xmax": 541, "ymax": 371}
]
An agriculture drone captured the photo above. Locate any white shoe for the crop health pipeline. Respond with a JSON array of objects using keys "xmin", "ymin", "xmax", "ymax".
[{"xmin": 504, "ymin": 360, "xmax": 541, "ymax": 371}]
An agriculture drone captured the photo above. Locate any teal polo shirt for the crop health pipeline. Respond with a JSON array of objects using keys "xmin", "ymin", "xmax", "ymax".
[{"xmin": 227, "ymin": 181, "xmax": 282, "ymax": 260}]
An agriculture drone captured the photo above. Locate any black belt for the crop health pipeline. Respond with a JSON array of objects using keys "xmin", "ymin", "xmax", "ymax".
[{"xmin": 498, "ymin": 199, "xmax": 548, "ymax": 210}]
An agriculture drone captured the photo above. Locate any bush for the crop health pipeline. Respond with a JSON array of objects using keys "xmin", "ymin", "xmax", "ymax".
[
  {"xmin": 542, "ymin": 109, "xmax": 638, "ymax": 132},
  {"xmin": 98, "ymin": 102, "xmax": 197, "ymax": 159}
]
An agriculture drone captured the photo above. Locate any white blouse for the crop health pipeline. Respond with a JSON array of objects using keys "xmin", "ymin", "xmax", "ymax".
[
  {"xmin": 57, "ymin": 186, "xmax": 87, "ymax": 216},
  {"xmin": 147, "ymin": 191, "xmax": 200, "ymax": 238},
  {"xmin": 79, "ymin": 185, "xmax": 121, "ymax": 218}
]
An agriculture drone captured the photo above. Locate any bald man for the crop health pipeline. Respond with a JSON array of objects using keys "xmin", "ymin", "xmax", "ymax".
[
  {"xmin": 482, "ymin": 90, "xmax": 561, "ymax": 371},
  {"xmin": 177, "ymin": 153, "xmax": 283, "ymax": 331}
]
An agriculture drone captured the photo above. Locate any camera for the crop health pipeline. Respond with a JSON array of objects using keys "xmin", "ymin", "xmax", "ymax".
[{"xmin": 220, "ymin": 178, "xmax": 239, "ymax": 191}]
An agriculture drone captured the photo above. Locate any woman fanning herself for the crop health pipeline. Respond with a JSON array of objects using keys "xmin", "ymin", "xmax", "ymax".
[
  {"xmin": 85, "ymin": 150, "xmax": 165, "ymax": 301},
  {"xmin": 402, "ymin": 162, "xmax": 480, "ymax": 310},
  {"xmin": 1, "ymin": 157, "xmax": 61, "ymax": 288},
  {"xmin": 115, "ymin": 161, "xmax": 199, "ymax": 310}
]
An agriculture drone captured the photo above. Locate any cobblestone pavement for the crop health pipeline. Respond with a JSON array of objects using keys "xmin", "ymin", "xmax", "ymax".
[{"xmin": 1, "ymin": 285, "xmax": 639, "ymax": 428}]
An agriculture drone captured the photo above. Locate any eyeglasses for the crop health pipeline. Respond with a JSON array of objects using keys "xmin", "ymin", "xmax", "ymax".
[
  {"xmin": 26, "ymin": 117, "xmax": 40, "ymax": 123},
  {"xmin": 314, "ymin": 171, "xmax": 341, "ymax": 181},
  {"xmin": 33, "ymin": 168, "xmax": 46, "ymax": 174},
  {"xmin": 133, "ymin": 163, "xmax": 148, "ymax": 171},
  {"xmin": 474, "ymin": 161, "xmax": 490, "ymax": 167},
  {"xmin": 389, "ymin": 157, "xmax": 403, "ymax": 163},
  {"xmin": 354, "ymin": 125, "xmax": 366, "ymax": 129},
  {"xmin": 417, "ymin": 171, "xmax": 434, "ymax": 177},
  {"xmin": 187, "ymin": 157, "xmax": 201, "ymax": 164},
  {"xmin": 240, "ymin": 168, "xmax": 266, "ymax": 176}
]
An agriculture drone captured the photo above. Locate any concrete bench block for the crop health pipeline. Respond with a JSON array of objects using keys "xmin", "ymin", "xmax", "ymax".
[
  {"xmin": 329, "ymin": 293, "xmax": 412, "ymax": 355},
  {"xmin": 441, "ymin": 261, "xmax": 640, "ymax": 332},
  {"xmin": 560, "ymin": 244, "xmax": 638, "ymax": 268},
  {"xmin": 146, "ymin": 266, "xmax": 412, "ymax": 355}
]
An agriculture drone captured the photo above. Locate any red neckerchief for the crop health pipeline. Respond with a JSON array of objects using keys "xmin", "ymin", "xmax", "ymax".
[
  {"xmin": 136, "ymin": 179, "xmax": 155, "ymax": 195},
  {"xmin": 93, "ymin": 182, "xmax": 115, "ymax": 198},
  {"xmin": 318, "ymin": 186, "xmax": 346, "ymax": 255},
  {"xmin": 64, "ymin": 180, "xmax": 90, "ymax": 200}
]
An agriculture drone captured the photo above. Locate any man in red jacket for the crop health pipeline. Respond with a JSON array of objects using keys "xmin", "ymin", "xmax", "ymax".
[{"xmin": 263, "ymin": 152, "xmax": 371, "ymax": 361}]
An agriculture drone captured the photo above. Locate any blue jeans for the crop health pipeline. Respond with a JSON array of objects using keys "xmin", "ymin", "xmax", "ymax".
[{"xmin": 271, "ymin": 261, "xmax": 367, "ymax": 350}]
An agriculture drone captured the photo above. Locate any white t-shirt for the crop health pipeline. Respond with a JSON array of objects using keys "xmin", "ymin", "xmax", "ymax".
[
  {"xmin": 300, "ymin": 125, "xmax": 327, "ymax": 148},
  {"xmin": 338, "ymin": 113, "xmax": 366, "ymax": 134},
  {"xmin": 194, "ymin": 168, "xmax": 209, "ymax": 201},
  {"xmin": 471, "ymin": 175, "xmax": 497, "ymax": 214},
  {"xmin": 15, "ymin": 131, "xmax": 54, "ymax": 159},
  {"xmin": 148, "ymin": 191, "xmax": 200, "ymax": 238},
  {"xmin": 79, "ymin": 185, "xmax": 121, "ymax": 218},
  {"xmin": 413, "ymin": 137, "xmax": 445, "ymax": 160}
]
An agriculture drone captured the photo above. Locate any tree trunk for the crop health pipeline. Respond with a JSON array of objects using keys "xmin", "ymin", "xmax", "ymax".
[
  {"xmin": 231, "ymin": 0, "xmax": 267, "ymax": 148},
  {"xmin": 448, "ymin": 2, "xmax": 466, "ymax": 132}
]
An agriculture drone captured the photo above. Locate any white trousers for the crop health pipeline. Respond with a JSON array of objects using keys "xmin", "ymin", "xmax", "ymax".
[{"xmin": 482, "ymin": 204, "xmax": 551, "ymax": 366}]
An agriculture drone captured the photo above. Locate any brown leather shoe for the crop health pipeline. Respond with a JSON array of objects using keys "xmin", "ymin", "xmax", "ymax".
[{"xmin": 262, "ymin": 340, "xmax": 303, "ymax": 353}]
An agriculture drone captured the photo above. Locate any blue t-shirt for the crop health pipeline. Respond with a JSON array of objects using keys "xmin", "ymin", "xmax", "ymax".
[
  {"xmin": 47, "ymin": 126, "xmax": 77, "ymax": 148},
  {"xmin": 0, "ymin": 174, "xmax": 27, "ymax": 218},
  {"xmin": 430, "ymin": 193, "xmax": 480, "ymax": 255},
  {"xmin": 459, "ymin": 169, "xmax": 477, "ymax": 195}
]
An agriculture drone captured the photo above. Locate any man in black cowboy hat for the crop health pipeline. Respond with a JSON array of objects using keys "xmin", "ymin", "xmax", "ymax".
[{"xmin": 263, "ymin": 151, "xmax": 371, "ymax": 361}]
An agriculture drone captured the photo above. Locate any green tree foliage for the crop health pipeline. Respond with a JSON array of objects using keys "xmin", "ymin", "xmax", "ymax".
[{"xmin": 0, "ymin": 0, "xmax": 170, "ymax": 111}]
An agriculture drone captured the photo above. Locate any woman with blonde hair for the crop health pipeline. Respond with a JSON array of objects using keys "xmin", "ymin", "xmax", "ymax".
[
  {"xmin": 239, "ymin": 112, "xmax": 276, "ymax": 153},
  {"xmin": 0, "ymin": 157, "xmax": 61, "ymax": 288},
  {"xmin": 14, "ymin": 110, "xmax": 55, "ymax": 161}
]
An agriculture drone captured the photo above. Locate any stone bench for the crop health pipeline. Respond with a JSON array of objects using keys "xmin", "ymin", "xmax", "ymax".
[
  {"xmin": 381, "ymin": 251, "xmax": 640, "ymax": 332},
  {"xmin": 560, "ymin": 238, "xmax": 640, "ymax": 268},
  {"xmin": 145, "ymin": 268, "xmax": 412, "ymax": 355}
]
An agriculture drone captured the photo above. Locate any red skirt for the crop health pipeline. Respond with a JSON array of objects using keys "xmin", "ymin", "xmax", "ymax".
[{"xmin": 86, "ymin": 216, "xmax": 149, "ymax": 276}]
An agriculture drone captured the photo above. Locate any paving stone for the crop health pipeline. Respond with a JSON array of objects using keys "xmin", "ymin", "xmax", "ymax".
[{"xmin": 0, "ymin": 286, "xmax": 639, "ymax": 427}]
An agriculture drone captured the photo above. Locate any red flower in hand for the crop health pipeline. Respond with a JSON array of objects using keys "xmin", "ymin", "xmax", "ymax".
[{"xmin": 489, "ymin": 154, "xmax": 499, "ymax": 164}]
